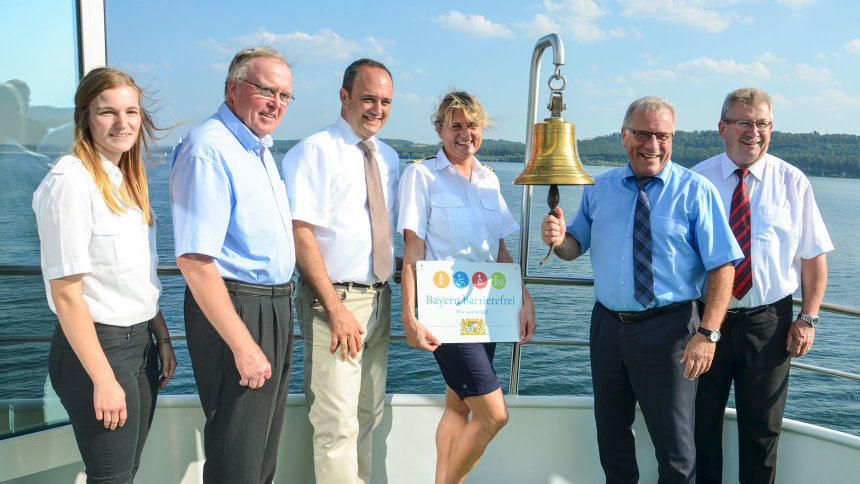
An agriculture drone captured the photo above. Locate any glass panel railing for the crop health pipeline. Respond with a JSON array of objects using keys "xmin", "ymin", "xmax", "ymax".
[{"xmin": 0, "ymin": 0, "xmax": 81, "ymax": 439}]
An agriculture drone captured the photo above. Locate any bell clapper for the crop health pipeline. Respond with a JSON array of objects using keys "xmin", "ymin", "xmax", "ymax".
[{"xmin": 540, "ymin": 184, "xmax": 560, "ymax": 265}]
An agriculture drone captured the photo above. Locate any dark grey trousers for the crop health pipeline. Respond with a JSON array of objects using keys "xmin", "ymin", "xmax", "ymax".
[
  {"xmin": 591, "ymin": 301, "xmax": 699, "ymax": 484},
  {"xmin": 49, "ymin": 320, "xmax": 158, "ymax": 484},
  {"xmin": 184, "ymin": 282, "xmax": 294, "ymax": 484},
  {"xmin": 695, "ymin": 295, "xmax": 794, "ymax": 484}
]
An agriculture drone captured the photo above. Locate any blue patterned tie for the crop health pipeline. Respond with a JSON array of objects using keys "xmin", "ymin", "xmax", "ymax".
[{"xmin": 633, "ymin": 177, "xmax": 655, "ymax": 307}]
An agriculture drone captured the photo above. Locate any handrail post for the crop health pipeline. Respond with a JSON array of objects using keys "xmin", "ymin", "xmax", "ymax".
[{"xmin": 510, "ymin": 34, "xmax": 565, "ymax": 396}]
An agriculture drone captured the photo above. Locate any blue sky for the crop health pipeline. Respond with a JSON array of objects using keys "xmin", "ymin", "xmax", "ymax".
[{"xmin": 5, "ymin": 0, "xmax": 860, "ymax": 145}]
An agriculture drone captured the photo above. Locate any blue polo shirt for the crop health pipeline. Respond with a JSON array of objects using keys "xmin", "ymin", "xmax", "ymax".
[
  {"xmin": 170, "ymin": 103, "xmax": 295, "ymax": 285},
  {"xmin": 568, "ymin": 161, "xmax": 742, "ymax": 312}
]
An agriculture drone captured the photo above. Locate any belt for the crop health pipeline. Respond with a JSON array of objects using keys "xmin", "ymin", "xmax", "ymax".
[
  {"xmin": 608, "ymin": 300, "xmax": 691, "ymax": 324},
  {"xmin": 724, "ymin": 295, "xmax": 790, "ymax": 320},
  {"xmin": 333, "ymin": 281, "xmax": 386, "ymax": 290},
  {"xmin": 223, "ymin": 279, "xmax": 295, "ymax": 298}
]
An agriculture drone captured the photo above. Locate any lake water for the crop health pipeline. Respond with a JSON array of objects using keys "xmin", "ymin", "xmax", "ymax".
[{"xmin": 2, "ymin": 157, "xmax": 859, "ymax": 436}]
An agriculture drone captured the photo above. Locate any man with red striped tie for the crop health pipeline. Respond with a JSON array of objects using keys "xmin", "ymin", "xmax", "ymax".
[{"xmin": 692, "ymin": 88, "xmax": 834, "ymax": 484}]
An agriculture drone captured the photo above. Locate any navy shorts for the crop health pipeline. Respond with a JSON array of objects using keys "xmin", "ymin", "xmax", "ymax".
[{"xmin": 434, "ymin": 342, "xmax": 500, "ymax": 400}]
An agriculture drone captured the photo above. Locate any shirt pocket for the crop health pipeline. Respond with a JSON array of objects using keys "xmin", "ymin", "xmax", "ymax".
[
  {"xmin": 93, "ymin": 211, "xmax": 150, "ymax": 273},
  {"xmin": 649, "ymin": 215, "xmax": 689, "ymax": 257},
  {"xmin": 480, "ymin": 196, "xmax": 502, "ymax": 239},
  {"xmin": 429, "ymin": 192, "xmax": 468, "ymax": 236},
  {"xmin": 754, "ymin": 205, "xmax": 794, "ymax": 246},
  {"xmin": 90, "ymin": 221, "xmax": 121, "ymax": 274}
]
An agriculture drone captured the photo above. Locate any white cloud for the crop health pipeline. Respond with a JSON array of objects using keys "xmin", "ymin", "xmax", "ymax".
[
  {"xmin": 618, "ymin": 0, "xmax": 736, "ymax": 33},
  {"xmin": 633, "ymin": 57, "xmax": 770, "ymax": 83},
  {"xmin": 235, "ymin": 28, "xmax": 387, "ymax": 61},
  {"xmin": 797, "ymin": 89, "xmax": 860, "ymax": 108},
  {"xmin": 609, "ymin": 27, "xmax": 628, "ymax": 38},
  {"xmin": 197, "ymin": 38, "xmax": 233, "ymax": 56},
  {"xmin": 844, "ymin": 39, "xmax": 860, "ymax": 55},
  {"xmin": 121, "ymin": 61, "xmax": 172, "ymax": 74},
  {"xmin": 771, "ymin": 93, "xmax": 791, "ymax": 109},
  {"xmin": 776, "ymin": 0, "xmax": 816, "ymax": 8},
  {"xmin": 396, "ymin": 92, "xmax": 434, "ymax": 103},
  {"xmin": 542, "ymin": 0, "xmax": 611, "ymax": 43},
  {"xmin": 576, "ymin": 79, "xmax": 636, "ymax": 99},
  {"xmin": 515, "ymin": 14, "xmax": 561, "ymax": 38},
  {"xmin": 675, "ymin": 57, "xmax": 770, "ymax": 78},
  {"xmin": 432, "ymin": 11, "xmax": 514, "ymax": 38},
  {"xmin": 793, "ymin": 63, "xmax": 835, "ymax": 84},
  {"xmin": 755, "ymin": 52, "xmax": 786, "ymax": 63},
  {"xmin": 631, "ymin": 68, "xmax": 676, "ymax": 83}
]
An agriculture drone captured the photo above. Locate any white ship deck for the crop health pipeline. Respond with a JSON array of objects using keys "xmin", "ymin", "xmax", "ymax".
[{"xmin": 3, "ymin": 393, "xmax": 860, "ymax": 483}]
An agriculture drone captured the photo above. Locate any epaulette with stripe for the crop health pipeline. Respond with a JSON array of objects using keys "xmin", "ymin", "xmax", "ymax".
[
  {"xmin": 409, "ymin": 156, "xmax": 436, "ymax": 164},
  {"xmin": 481, "ymin": 163, "xmax": 495, "ymax": 172}
]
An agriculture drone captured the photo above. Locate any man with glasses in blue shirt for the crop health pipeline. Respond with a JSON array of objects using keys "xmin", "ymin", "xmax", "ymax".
[
  {"xmin": 541, "ymin": 96, "xmax": 741, "ymax": 483},
  {"xmin": 692, "ymin": 88, "xmax": 833, "ymax": 484},
  {"xmin": 170, "ymin": 47, "xmax": 296, "ymax": 484}
]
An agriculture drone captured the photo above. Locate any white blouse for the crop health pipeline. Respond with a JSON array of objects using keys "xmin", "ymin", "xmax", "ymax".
[
  {"xmin": 397, "ymin": 149, "xmax": 518, "ymax": 262},
  {"xmin": 32, "ymin": 154, "xmax": 161, "ymax": 326}
]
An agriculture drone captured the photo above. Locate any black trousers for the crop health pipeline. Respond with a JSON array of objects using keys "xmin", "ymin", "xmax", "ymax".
[
  {"xmin": 49, "ymin": 320, "xmax": 158, "ymax": 484},
  {"xmin": 184, "ymin": 282, "xmax": 294, "ymax": 484},
  {"xmin": 695, "ymin": 295, "xmax": 794, "ymax": 484},
  {"xmin": 591, "ymin": 301, "xmax": 699, "ymax": 484}
]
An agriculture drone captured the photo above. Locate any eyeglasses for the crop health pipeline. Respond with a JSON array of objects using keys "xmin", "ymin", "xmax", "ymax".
[
  {"xmin": 238, "ymin": 78, "xmax": 295, "ymax": 105},
  {"xmin": 627, "ymin": 129, "xmax": 673, "ymax": 144},
  {"xmin": 723, "ymin": 119, "xmax": 772, "ymax": 130}
]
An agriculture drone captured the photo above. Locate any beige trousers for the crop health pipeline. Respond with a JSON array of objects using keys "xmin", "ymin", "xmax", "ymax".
[{"xmin": 296, "ymin": 279, "xmax": 391, "ymax": 484}]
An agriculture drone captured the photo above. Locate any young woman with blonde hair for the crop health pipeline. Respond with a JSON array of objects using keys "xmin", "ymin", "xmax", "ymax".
[{"xmin": 32, "ymin": 67, "xmax": 175, "ymax": 483}]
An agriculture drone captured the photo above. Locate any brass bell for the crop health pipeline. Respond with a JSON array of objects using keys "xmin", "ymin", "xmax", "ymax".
[
  {"xmin": 513, "ymin": 116, "xmax": 594, "ymax": 186},
  {"xmin": 514, "ymin": 83, "xmax": 594, "ymax": 264}
]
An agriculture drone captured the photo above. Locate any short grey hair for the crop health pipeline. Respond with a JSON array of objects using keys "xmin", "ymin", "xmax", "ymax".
[
  {"xmin": 721, "ymin": 88, "xmax": 773, "ymax": 121},
  {"xmin": 622, "ymin": 96, "xmax": 676, "ymax": 132},
  {"xmin": 224, "ymin": 47, "xmax": 289, "ymax": 100}
]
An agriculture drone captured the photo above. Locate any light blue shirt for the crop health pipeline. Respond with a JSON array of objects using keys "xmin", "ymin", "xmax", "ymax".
[
  {"xmin": 170, "ymin": 103, "xmax": 295, "ymax": 285},
  {"xmin": 568, "ymin": 161, "xmax": 742, "ymax": 311}
]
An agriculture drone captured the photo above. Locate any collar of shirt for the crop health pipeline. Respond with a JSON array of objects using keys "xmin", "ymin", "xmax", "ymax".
[
  {"xmin": 430, "ymin": 149, "xmax": 491, "ymax": 182},
  {"xmin": 623, "ymin": 160, "xmax": 672, "ymax": 183},
  {"xmin": 718, "ymin": 152, "xmax": 767, "ymax": 184},
  {"xmin": 216, "ymin": 102, "xmax": 273, "ymax": 155},
  {"xmin": 97, "ymin": 152, "xmax": 124, "ymax": 187},
  {"xmin": 334, "ymin": 116, "xmax": 378, "ymax": 152}
]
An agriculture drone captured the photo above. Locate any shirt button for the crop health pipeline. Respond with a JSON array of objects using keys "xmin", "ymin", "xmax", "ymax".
[
  {"xmin": 626, "ymin": 234, "xmax": 631, "ymax": 238},
  {"xmin": 622, "ymin": 257, "xmax": 627, "ymax": 261},
  {"xmin": 620, "ymin": 281, "xmax": 625, "ymax": 285}
]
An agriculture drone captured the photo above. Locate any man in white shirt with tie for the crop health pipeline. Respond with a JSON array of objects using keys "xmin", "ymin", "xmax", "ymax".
[
  {"xmin": 281, "ymin": 58, "xmax": 398, "ymax": 484},
  {"xmin": 692, "ymin": 88, "xmax": 834, "ymax": 484}
]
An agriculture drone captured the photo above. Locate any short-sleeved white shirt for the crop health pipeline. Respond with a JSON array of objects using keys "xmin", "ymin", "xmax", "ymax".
[
  {"xmin": 282, "ymin": 117, "xmax": 399, "ymax": 285},
  {"xmin": 32, "ymin": 154, "xmax": 161, "ymax": 326},
  {"xmin": 692, "ymin": 152, "xmax": 834, "ymax": 308},
  {"xmin": 397, "ymin": 149, "xmax": 518, "ymax": 262}
]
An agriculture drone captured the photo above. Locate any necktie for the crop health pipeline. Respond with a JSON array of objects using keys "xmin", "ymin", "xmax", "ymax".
[
  {"xmin": 633, "ymin": 177, "xmax": 655, "ymax": 307},
  {"xmin": 358, "ymin": 139, "xmax": 392, "ymax": 282},
  {"xmin": 730, "ymin": 168, "xmax": 752, "ymax": 299}
]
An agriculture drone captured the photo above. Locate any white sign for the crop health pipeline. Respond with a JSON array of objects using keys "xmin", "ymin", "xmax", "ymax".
[{"xmin": 417, "ymin": 261, "xmax": 522, "ymax": 343}]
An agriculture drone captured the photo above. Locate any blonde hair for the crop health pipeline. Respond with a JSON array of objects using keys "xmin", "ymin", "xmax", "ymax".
[
  {"xmin": 432, "ymin": 90, "xmax": 492, "ymax": 129},
  {"xmin": 72, "ymin": 67, "xmax": 159, "ymax": 225}
]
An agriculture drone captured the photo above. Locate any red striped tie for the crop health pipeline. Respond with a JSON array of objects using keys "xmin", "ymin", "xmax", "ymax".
[{"xmin": 730, "ymin": 168, "xmax": 752, "ymax": 299}]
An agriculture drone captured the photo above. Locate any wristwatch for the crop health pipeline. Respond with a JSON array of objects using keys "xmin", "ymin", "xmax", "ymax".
[
  {"xmin": 697, "ymin": 327, "xmax": 721, "ymax": 343},
  {"xmin": 798, "ymin": 313, "xmax": 820, "ymax": 327}
]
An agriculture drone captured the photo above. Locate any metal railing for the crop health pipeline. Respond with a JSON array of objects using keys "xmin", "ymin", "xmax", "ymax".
[{"xmin": 3, "ymin": 264, "xmax": 859, "ymax": 388}]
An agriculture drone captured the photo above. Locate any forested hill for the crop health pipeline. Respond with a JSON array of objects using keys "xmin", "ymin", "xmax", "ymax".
[
  {"xmin": 575, "ymin": 131, "xmax": 860, "ymax": 178},
  {"xmin": 270, "ymin": 131, "xmax": 860, "ymax": 178}
]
